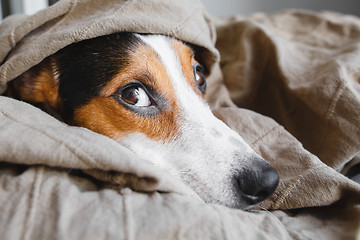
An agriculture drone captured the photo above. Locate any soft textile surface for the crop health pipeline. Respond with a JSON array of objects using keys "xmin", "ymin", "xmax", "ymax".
[{"xmin": 0, "ymin": 0, "xmax": 360, "ymax": 239}]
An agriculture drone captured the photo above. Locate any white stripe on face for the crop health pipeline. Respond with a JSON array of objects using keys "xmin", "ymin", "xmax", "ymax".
[
  {"xmin": 136, "ymin": 35, "xmax": 208, "ymax": 127},
  {"xmin": 137, "ymin": 34, "xmax": 207, "ymax": 117}
]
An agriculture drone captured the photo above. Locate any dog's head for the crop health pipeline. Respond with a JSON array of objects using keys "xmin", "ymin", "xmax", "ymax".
[{"xmin": 7, "ymin": 32, "xmax": 279, "ymax": 209}]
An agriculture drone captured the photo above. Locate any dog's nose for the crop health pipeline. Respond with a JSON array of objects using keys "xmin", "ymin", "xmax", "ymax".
[{"xmin": 235, "ymin": 161, "xmax": 279, "ymax": 205}]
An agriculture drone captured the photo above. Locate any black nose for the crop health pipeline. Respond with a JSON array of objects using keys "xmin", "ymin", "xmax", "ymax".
[{"xmin": 235, "ymin": 161, "xmax": 279, "ymax": 205}]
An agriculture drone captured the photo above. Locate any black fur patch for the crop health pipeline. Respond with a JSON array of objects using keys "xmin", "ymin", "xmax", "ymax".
[{"xmin": 54, "ymin": 32, "xmax": 141, "ymax": 118}]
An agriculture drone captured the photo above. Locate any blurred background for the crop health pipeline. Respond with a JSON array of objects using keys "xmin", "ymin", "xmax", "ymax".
[
  {"xmin": 201, "ymin": 0, "xmax": 360, "ymax": 17},
  {"xmin": 1, "ymin": 0, "xmax": 360, "ymax": 20},
  {"xmin": 1, "ymin": 0, "xmax": 55, "ymax": 19}
]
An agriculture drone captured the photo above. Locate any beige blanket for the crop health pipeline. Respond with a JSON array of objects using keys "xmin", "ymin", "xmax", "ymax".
[{"xmin": 0, "ymin": 0, "xmax": 360, "ymax": 239}]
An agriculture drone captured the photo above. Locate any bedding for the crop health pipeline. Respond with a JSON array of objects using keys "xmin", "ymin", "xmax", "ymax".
[{"xmin": 0, "ymin": 0, "xmax": 359, "ymax": 239}]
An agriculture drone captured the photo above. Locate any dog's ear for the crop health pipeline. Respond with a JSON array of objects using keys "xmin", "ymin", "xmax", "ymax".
[{"xmin": 7, "ymin": 57, "xmax": 63, "ymax": 113}]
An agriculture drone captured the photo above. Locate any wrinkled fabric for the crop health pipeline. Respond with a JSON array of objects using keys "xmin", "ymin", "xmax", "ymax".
[
  {"xmin": 0, "ymin": 0, "xmax": 360, "ymax": 239},
  {"xmin": 214, "ymin": 11, "xmax": 360, "ymax": 172}
]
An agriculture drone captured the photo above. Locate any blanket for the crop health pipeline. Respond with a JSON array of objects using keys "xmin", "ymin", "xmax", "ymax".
[{"xmin": 0, "ymin": 0, "xmax": 359, "ymax": 239}]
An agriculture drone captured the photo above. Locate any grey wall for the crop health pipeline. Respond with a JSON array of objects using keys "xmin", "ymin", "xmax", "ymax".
[
  {"xmin": 201, "ymin": 0, "xmax": 360, "ymax": 17},
  {"xmin": 1, "ymin": 0, "xmax": 53, "ymax": 19}
]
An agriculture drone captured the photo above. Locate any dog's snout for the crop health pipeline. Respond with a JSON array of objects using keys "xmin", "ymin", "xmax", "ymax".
[{"xmin": 235, "ymin": 161, "xmax": 279, "ymax": 205}]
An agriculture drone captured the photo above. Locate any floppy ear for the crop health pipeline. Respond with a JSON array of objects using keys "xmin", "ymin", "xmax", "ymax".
[{"xmin": 7, "ymin": 57, "xmax": 63, "ymax": 114}]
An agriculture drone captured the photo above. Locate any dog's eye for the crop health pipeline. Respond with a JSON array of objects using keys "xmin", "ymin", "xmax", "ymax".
[
  {"xmin": 114, "ymin": 81, "xmax": 162, "ymax": 116},
  {"xmin": 194, "ymin": 65, "xmax": 206, "ymax": 95},
  {"xmin": 120, "ymin": 86, "xmax": 151, "ymax": 107}
]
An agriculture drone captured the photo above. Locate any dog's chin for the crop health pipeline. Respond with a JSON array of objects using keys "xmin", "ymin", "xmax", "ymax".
[
  {"xmin": 179, "ymin": 176, "xmax": 251, "ymax": 210},
  {"xmin": 193, "ymin": 186, "xmax": 255, "ymax": 210},
  {"xmin": 213, "ymin": 198, "xmax": 255, "ymax": 210}
]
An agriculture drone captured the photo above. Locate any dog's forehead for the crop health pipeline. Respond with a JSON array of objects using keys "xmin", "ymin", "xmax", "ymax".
[
  {"xmin": 100, "ymin": 34, "xmax": 200, "ymax": 98},
  {"xmin": 136, "ymin": 34, "xmax": 200, "ymax": 94},
  {"xmin": 134, "ymin": 34, "xmax": 208, "ymax": 111}
]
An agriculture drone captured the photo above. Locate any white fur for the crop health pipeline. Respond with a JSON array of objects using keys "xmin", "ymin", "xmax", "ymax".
[{"xmin": 119, "ymin": 34, "xmax": 268, "ymax": 208}]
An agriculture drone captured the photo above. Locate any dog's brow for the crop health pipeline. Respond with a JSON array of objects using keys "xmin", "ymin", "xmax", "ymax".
[
  {"xmin": 140, "ymin": 71, "xmax": 156, "ymax": 87},
  {"xmin": 189, "ymin": 46, "xmax": 195, "ymax": 58}
]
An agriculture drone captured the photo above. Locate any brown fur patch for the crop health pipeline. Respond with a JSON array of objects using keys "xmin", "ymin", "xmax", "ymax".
[
  {"xmin": 73, "ymin": 42, "xmax": 181, "ymax": 142},
  {"xmin": 171, "ymin": 39, "xmax": 205, "ymax": 98},
  {"xmin": 7, "ymin": 57, "xmax": 62, "ymax": 112}
]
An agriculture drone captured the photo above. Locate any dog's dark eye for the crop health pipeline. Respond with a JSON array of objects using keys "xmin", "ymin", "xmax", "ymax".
[
  {"xmin": 114, "ymin": 81, "xmax": 162, "ymax": 116},
  {"xmin": 194, "ymin": 65, "xmax": 206, "ymax": 94},
  {"xmin": 121, "ymin": 86, "xmax": 151, "ymax": 107}
]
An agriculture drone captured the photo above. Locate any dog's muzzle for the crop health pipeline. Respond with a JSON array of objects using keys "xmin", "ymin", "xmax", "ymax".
[{"xmin": 233, "ymin": 157, "xmax": 279, "ymax": 205}]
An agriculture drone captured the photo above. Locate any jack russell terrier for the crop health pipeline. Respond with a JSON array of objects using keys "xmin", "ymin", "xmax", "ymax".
[{"xmin": 6, "ymin": 32, "xmax": 279, "ymax": 209}]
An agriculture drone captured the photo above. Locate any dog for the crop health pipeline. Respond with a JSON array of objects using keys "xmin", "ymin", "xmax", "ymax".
[{"xmin": 6, "ymin": 32, "xmax": 279, "ymax": 209}]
